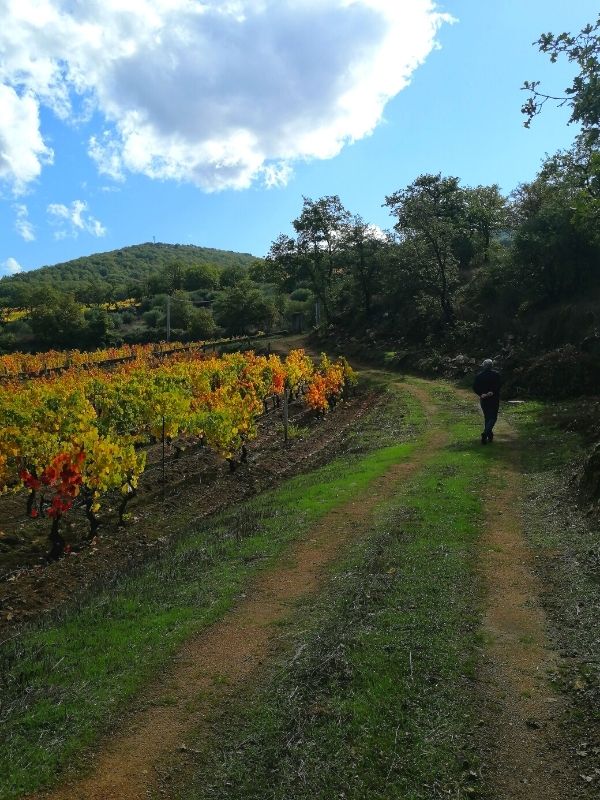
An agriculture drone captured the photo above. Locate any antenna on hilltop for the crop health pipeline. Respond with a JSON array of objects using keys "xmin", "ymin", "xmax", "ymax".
[{"xmin": 153, "ymin": 236, "xmax": 156, "ymax": 244}]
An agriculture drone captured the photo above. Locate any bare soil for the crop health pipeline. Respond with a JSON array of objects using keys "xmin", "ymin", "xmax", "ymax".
[{"xmin": 27, "ymin": 383, "xmax": 444, "ymax": 800}]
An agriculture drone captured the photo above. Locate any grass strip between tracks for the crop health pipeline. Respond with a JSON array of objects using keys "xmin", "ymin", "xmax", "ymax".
[
  {"xmin": 0, "ymin": 380, "xmax": 422, "ymax": 800},
  {"xmin": 174, "ymin": 384, "xmax": 494, "ymax": 800}
]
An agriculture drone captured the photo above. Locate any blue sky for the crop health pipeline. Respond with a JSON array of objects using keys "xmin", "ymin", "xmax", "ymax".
[{"xmin": 1, "ymin": 0, "xmax": 597, "ymax": 275}]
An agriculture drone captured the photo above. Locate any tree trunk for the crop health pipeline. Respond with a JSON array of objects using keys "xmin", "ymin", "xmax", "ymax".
[
  {"xmin": 83, "ymin": 494, "xmax": 101, "ymax": 539},
  {"xmin": 118, "ymin": 487, "xmax": 137, "ymax": 526},
  {"xmin": 47, "ymin": 516, "xmax": 65, "ymax": 561},
  {"xmin": 26, "ymin": 489, "xmax": 37, "ymax": 517}
]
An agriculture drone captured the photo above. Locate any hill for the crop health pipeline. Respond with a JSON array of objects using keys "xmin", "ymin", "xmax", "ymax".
[{"xmin": 0, "ymin": 243, "xmax": 258, "ymax": 304}]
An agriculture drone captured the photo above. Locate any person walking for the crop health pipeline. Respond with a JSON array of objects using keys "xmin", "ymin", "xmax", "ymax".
[{"xmin": 473, "ymin": 358, "xmax": 501, "ymax": 444}]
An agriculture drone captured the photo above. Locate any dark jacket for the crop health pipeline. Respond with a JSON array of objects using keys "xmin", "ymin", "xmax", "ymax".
[{"xmin": 473, "ymin": 368, "xmax": 502, "ymax": 408}]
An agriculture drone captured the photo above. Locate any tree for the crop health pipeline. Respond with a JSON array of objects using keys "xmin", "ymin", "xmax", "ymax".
[
  {"xmin": 162, "ymin": 261, "xmax": 186, "ymax": 294},
  {"xmin": 30, "ymin": 294, "xmax": 87, "ymax": 348},
  {"xmin": 342, "ymin": 216, "xmax": 386, "ymax": 320},
  {"xmin": 220, "ymin": 264, "xmax": 247, "ymax": 288},
  {"xmin": 293, "ymin": 196, "xmax": 351, "ymax": 322},
  {"xmin": 509, "ymin": 152, "xmax": 600, "ymax": 302},
  {"xmin": 184, "ymin": 263, "xmax": 219, "ymax": 291},
  {"xmin": 265, "ymin": 196, "xmax": 351, "ymax": 323},
  {"xmin": 189, "ymin": 308, "xmax": 217, "ymax": 340},
  {"xmin": 385, "ymin": 174, "xmax": 466, "ymax": 325},
  {"xmin": 461, "ymin": 185, "xmax": 508, "ymax": 268},
  {"xmin": 214, "ymin": 283, "xmax": 278, "ymax": 335},
  {"xmin": 84, "ymin": 307, "xmax": 110, "ymax": 347},
  {"xmin": 522, "ymin": 16, "xmax": 600, "ymax": 145},
  {"xmin": 77, "ymin": 277, "xmax": 111, "ymax": 307},
  {"xmin": 262, "ymin": 234, "xmax": 299, "ymax": 293},
  {"xmin": 169, "ymin": 289, "xmax": 193, "ymax": 330},
  {"xmin": 247, "ymin": 258, "xmax": 271, "ymax": 284},
  {"xmin": 147, "ymin": 272, "xmax": 169, "ymax": 296}
]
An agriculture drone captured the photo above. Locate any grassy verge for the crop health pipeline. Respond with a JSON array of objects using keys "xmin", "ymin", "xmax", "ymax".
[
  {"xmin": 0, "ymin": 380, "xmax": 421, "ymax": 800},
  {"xmin": 170, "ymin": 385, "xmax": 492, "ymax": 800},
  {"xmin": 505, "ymin": 401, "xmax": 600, "ymax": 795}
]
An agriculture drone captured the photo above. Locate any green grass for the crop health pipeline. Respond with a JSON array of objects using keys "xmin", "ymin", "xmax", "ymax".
[
  {"xmin": 0, "ymin": 381, "xmax": 421, "ymax": 800},
  {"xmin": 172, "ymin": 386, "xmax": 494, "ymax": 800},
  {"xmin": 507, "ymin": 399, "xmax": 584, "ymax": 474}
]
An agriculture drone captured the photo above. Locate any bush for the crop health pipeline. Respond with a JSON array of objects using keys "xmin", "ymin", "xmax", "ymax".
[
  {"xmin": 290, "ymin": 288, "xmax": 312, "ymax": 302},
  {"xmin": 0, "ymin": 332, "xmax": 18, "ymax": 353},
  {"xmin": 143, "ymin": 309, "xmax": 164, "ymax": 328},
  {"xmin": 511, "ymin": 345, "xmax": 600, "ymax": 398},
  {"xmin": 189, "ymin": 308, "xmax": 217, "ymax": 340}
]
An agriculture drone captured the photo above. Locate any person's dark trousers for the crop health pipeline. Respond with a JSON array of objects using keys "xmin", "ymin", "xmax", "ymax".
[{"xmin": 481, "ymin": 398, "xmax": 499, "ymax": 441}]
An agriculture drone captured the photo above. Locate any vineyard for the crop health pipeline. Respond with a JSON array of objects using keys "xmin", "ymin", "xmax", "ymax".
[
  {"xmin": 0, "ymin": 344, "xmax": 356, "ymax": 561},
  {"xmin": 0, "ymin": 336, "xmax": 273, "ymax": 379}
]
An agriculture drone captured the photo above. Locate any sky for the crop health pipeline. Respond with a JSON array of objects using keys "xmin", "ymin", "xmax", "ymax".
[{"xmin": 0, "ymin": 0, "xmax": 598, "ymax": 276}]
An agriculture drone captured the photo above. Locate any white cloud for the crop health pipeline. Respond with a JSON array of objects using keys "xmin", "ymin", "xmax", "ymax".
[
  {"xmin": 0, "ymin": 1, "xmax": 452, "ymax": 192},
  {"xmin": 14, "ymin": 203, "xmax": 35, "ymax": 241},
  {"xmin": 1, "ymin": 257, "xmax": 22, "ymax": 275},
  {"xmin": 0, "ymin": 84, "xmax": 53, "ymax": 193},
  {"xmin": 366, "ymin": 223, "xmax": 389, "ymax": 241},
  {"xmin": 47, "ymin": 199, "xmax": 107, "ymax": 238},
  {"xmin": 261, "ymin": 162, "xmax": 294, "ymax": 190}
]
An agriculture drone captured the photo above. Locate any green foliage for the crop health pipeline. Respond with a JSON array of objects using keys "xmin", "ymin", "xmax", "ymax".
[
  {"xmin": 214, "ymin": 282, "xmax": 278, "ymax": 335},
  {"xmin": 266, "ymin": 196, "xmax": 351, "ymax": 322},
  {"xmin": 219, "ymin": 264, "xmax": 247, "ymax": 288},
  {"xmin": 289, "ymin": 287, "xmax": 312, "ymax": 302},
  {"xmin": 84, "ymin": 307, "xmax": 110, "ymax": 347},
  {"xmin": 385, "ymin": 173, "xmax": 462, "ymax": 326},
  {"xmin": 522, "ymin": 16, "xmax": 600, "ymax": 146},
  {"xmin": 29, "ymin": 295, "xmax": 87, "ymax": 349},
  {"xmin": 189, "ymin": 308, "xmax": 217, "ymax": 340},
  {"xmin": 184, "ymin": 263, "xmax": 219, "ymax": 291},
  {"xmin": 169, "ymin": 290, "xmax": 193, "ymax": 329},
  {"xmin": 510, "ymin": 344, "xmax": 600, "ymax": 398},
  {"xmin": 142, "ymin": 308, "xmax": 164, "ymax": 329}
]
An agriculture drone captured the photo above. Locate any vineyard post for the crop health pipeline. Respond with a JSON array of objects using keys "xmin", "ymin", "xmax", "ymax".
[
  {"xmin": 162, "ymin": 415, "xmax": 166, "ymax": 496},
  {"xmin": 283, "ymin": 379, "xmax": 290, "ymax": 443}
]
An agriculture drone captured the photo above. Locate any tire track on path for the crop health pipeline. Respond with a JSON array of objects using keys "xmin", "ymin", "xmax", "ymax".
[
  {"xmin": 30, "ymin": 383, "xmax": 443, "ymax": 800},
  {"xmin": 476, "ymin": 414, "xmax": 574, "ymax": 798}
]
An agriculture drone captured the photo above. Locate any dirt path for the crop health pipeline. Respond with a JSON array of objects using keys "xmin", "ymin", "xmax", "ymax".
[
  {"xmin": 31, "ymin": 383, "xmax": 443, "ymax": 800},
  {"xmin": 477, "ymin": 415, "xmax": 573, "ymax": 798}
]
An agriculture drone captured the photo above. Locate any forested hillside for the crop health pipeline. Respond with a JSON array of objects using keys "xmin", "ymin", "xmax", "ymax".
[
  {"xmin": 0, "ymin": 243, "xmax": 256, "ymax": 306},
  {"xmin": 0, "ymin": 243, "xmax": 269, "ymax": 354}
]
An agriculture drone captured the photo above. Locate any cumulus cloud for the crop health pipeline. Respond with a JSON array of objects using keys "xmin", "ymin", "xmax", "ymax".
[
  {"xmin": 0, "ymin": 84, "xmax": 53, "ymax": 193},
  {"xmin": 47, "ymin": 199, "xmax": 107, "ymax": 239},
  {"xmin": 14, "ymin": 203, "xmax": 35, "ymax": 241},
  {"xmin": 1, "ymin": 257, "xmax": 22, "ymax": 275},
  {"xmin": 0, "ymin": 0, "xmax": 452, "ymax": 191}
]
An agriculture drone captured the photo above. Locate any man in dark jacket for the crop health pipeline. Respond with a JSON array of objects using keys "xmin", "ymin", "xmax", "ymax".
[{"xmin": 473, "ymin": 358, "xmax": 502, "ymax": 444}]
